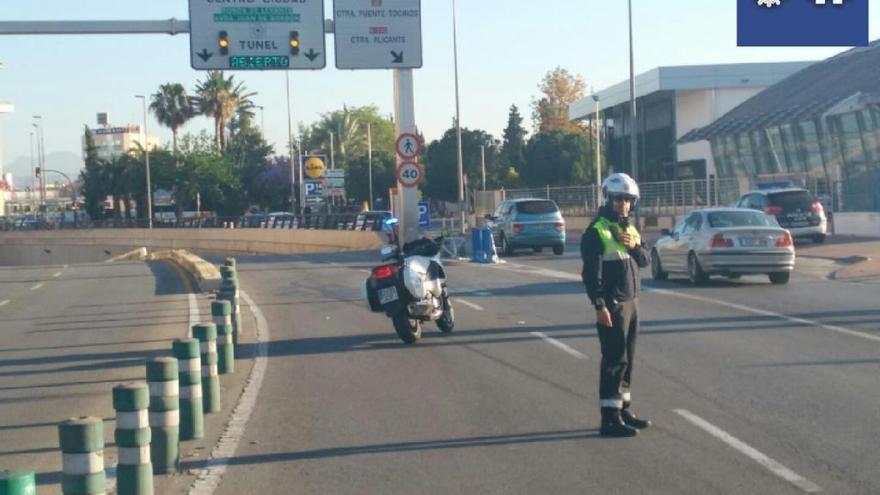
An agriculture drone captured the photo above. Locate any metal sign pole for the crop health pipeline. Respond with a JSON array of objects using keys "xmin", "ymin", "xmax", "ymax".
[{"xmin": 394, "ymin": 69, "xmax": 419, "ymax": 245}]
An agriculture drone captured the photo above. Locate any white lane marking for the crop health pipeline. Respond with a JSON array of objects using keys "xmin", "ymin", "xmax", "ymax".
[
  {"xmin": 53, "ymin": 271, "xmax": 62, "ymax": 278},
  {"xmin": 491, "ymin": 263, "xmax": 880, "ymax": 345},
  {"xmin": 455, "ymin": 298, "xmax": 484, "ymax": 311},
  {"xmin": 530, "ymin": 331, "xmax": 588, "ymax": 360},
  {"xmin": 359, "ymin": 269, "xmax": 370, "ymax": 274},
  {"xmin": 188, "ymin": 289, "xmax": 270, "ymax": 495},
  {"xmin": 187, "ymin": 293, "xmax": 200, "ymax": 338},
  {"xmin": 674, "ymin": 409, "xmax": 822, "ymax": 493},
  {"xmin": 0, "ymin": 299, "xmax": 9, "ymax": 307},
  {"xmin": 650, "ymin": 287, "xmax": 880, "ymax": 344},
  {"xmin": 29, "ymin": 283, "xmax": 43, "ymax": 291}
]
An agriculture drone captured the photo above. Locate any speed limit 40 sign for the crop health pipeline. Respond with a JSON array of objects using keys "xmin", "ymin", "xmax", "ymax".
[{"xmin": 397, "ymin": 161, "xmax": 423, "ymax": 188}]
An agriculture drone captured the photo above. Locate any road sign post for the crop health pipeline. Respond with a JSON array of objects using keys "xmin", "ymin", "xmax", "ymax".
[
  {"xmin": 188, "ymin": 0, "xmax": 326, "ymax": 70},
  {"xmin": 393, "ymin": 70, "xmax": 420, "ymax": 244},
  {"xmin": 333, "ymin": 0, "xmax": 423, "ymax": 70}
]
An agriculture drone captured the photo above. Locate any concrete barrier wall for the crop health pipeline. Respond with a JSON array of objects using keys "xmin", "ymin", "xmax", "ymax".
[
  {"xmin": 0, "ymin": 229, "xmax": 386, "ymax": 266},
  {"xmin": 834, "ymin": 212, "xmax": 880, "ymax": 237}
]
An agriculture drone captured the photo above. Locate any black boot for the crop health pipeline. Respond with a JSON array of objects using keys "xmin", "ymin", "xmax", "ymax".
[
  {"xmin": 599, "ymin": 407, "xmax": 638, "ymax": 438},
  {"xmin": 621, "ymin": 408, "xmax": 651, "ymax": 429}
]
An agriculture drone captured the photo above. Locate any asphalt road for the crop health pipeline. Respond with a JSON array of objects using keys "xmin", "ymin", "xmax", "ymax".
[
  {"xmin": 2, "ymin": 243, "xmax": 877, "ymax": 494},
  {"xmin": 216, "ymin": 245, "xmax": 879, "ymax": 495},
  {"xmin": 0, "ymin": 260, "xmax": 257, "ymax": 495}
]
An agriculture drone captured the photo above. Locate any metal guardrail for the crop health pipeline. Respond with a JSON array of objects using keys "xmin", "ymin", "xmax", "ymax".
[{"xmin": 0, "ymin": 214, "xmax": 390, "ymax": 232}]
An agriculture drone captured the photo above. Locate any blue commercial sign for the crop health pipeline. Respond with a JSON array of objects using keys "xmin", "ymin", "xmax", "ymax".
[
  {"xmin": 304, "ymin": 179, "xmax": 325, "ymax": 198},
  {"xmin": 418, "ymin": 201, "xmax": 430, "ymax": 228},
  {"xmin": 738, "ymin": 0, "xmax": 868, "ymax": 47}
]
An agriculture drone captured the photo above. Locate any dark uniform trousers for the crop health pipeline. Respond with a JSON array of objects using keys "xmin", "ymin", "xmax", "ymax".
[{"xmin": 597, "ymin": 298, "xmax": 639, "ymax": 408}]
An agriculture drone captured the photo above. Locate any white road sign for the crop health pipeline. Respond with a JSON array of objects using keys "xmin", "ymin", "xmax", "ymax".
[
  {"xmin": 395, "ymin": 132, "xmax": 422, "ymax": 159},
  {"xmin": 397, "ymin": 161, "xmax": 423, "ymax": 188},
  {"xmin": 189, "ymin": 0, "xmax": 326, "ymax": 70},
  {"xmin": 333, "ymin": 0, "xmax": 423, "ymax": 70}
]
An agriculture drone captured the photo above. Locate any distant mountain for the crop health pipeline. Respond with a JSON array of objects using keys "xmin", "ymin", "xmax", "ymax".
[{"xmin": 2, "ymin": 151, "xmax": 82, "ymax": 187}]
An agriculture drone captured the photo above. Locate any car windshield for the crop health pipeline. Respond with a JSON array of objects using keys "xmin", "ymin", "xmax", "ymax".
[
  {"xmin": 708, "ymin": 211, "xmax": 777, "ymax": 228},
  {"xmin": 768, "ymin": 191, "xmax": 814, "ymax": 209},
  {"xmin": 515, "ymin": 200, "xmax": 558, "ymax": 214}
]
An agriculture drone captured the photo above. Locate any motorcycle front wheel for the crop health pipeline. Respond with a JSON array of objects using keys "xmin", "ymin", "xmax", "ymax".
[
  {"xmin": 436, "ymin": 296, "xmax": 455, "ymax": 333},
  {"xmin": 392, "ymin": 313, "xmax": 422, "ymax": 344}
]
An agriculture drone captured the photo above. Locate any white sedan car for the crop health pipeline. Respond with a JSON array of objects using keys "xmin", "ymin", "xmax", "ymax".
[{"xmin": 651, "ymin": 208, "xmax": 795, "ymax": 285}]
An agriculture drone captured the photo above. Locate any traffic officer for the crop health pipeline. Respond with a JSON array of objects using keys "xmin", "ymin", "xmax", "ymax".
[{"xmin": 581, "ymin": 173, "xmax": 651, "ymax": 438}]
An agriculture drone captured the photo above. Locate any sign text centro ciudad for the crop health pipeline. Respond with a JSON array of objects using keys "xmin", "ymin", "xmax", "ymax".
[
  {"xmin": 333, "ymin": 0, "xmax": 423, "ymax": 70},
  {"xmin": 188, "ymin": 0, "xmax": 326, "ymax": 70}
]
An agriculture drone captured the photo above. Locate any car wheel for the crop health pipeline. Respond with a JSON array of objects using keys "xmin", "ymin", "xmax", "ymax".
[
  {"xmin": 552, "ymin": 244, "xmax": 564, "ymax": 256},
  {"xmin": 813, "ymin": 234, "xmax": 826, "ymax": 244},
  {"xmin": 769, "ymin": 272, "xmax": 790, "ymax": 285},
  {"xmin": 688, "ymin": 252, "xmax": 709, "ymax": 286},
  {"xmin": 651, "ymin": 249, "xmax": 668, "ymax": 281}
]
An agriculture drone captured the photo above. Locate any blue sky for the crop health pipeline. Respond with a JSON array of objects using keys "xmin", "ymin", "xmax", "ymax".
[{"xmin": 0, "ymin": 0, "xmax": 877, "ymax": 180}]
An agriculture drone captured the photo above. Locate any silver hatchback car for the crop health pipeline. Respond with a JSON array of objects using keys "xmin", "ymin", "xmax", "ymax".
[{"xmin": 651, "ymin": 208, "xmax": 796, "ymax": 285}]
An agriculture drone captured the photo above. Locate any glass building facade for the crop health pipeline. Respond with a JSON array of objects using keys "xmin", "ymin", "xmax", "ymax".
[{"xmin": 709, "ymin": 106, "xmax": 880, "ymax": 211}]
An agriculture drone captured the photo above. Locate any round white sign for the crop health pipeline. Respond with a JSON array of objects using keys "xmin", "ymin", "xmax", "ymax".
[
  {"xmin": 395, "ymin": 133, "xmax": 423, "ymax": 160},
  {"xmin": 397, "ymin": 162, "xmax": 423, "ymax": 188}
]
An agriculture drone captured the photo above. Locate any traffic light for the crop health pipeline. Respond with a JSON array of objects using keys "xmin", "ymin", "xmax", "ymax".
[
  {"xmin": 35, "ymin": 167, "xmax": 41, "ymax": 179},
  {"xmin": 289, "ymin": 31, "xmax": 300, "ymax": 56},
  {"xmin": 218, "ymin": 31, "xmax": 230, "ymax": 56}
]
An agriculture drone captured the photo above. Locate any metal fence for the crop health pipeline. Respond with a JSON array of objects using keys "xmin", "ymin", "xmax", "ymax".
[{"xmin": 495, "ymin": 178, "xmax": 743, "ymax": 217}]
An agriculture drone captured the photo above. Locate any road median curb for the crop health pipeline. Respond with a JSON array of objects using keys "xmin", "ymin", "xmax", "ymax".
[{"xmin": 147, "ymin": 250, "xmax": 221, "ymax": 292}]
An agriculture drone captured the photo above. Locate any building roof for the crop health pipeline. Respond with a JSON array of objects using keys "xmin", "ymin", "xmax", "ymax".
[
  {"xmin": 570, "ymin": 62, "xmax": 813, "ymax": 121},
  {"xmin": 680, "ymin": 40, "xmax": 880, "ymax": 143}
]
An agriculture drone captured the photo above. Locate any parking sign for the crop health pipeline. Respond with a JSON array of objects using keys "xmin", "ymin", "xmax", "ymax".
[{"xmin": 418, "ymin": 201, "xmax": 430, "ymax": 228}]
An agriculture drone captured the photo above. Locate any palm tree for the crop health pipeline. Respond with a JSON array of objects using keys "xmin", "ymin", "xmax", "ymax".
[
  {"xmin": 194, "ymin": 71, "xmax": 256, "ymax": 151},
  {"xmin": 149, "ymin": 83, "xmax": 195, "ymax": 153}
]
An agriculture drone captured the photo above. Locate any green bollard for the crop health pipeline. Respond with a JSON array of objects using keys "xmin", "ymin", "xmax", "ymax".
[
  {"xmin": 218, "ymin": 285, "xmax": 241, "ymax": 345},
  {"xmin": 146, "ymin": 358, "xmax": 179, "ymax": 474},
  {"xmin": 58, "ymin": 417, "xmax": 106, "ymax": 495},
  {"xmin": 211, "ymin": 301, "xmax": 232, "ymax": 333},
  {"xmin": 172, "ymin": 339, "xmax": 204, "ymax": 440},
  {"xmin": 113, "ymin": 382, "xmax": 153, "ymax": 495},
  {"xmin": 216, "ymin": 323, "xmax": 235, "ymax": 374},
  {"xmin": 0, "ymin": 470, "xmax": 35, "ymax": 495},
  {"xmin": 192, "ymin": 324, "xmax": 221, "ymax": 413}
]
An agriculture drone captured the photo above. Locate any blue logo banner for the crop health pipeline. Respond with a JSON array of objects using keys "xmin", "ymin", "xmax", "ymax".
[{"xmin": 737, "ymin": 0, "xmax": 868, "ymax": 47}]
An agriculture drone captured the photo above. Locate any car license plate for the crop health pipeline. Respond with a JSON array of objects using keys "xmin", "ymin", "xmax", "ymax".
[
  {"xmin": 378, "ymin": 286, "xmax": 398, "ymax": 304},
  {"xmin": 740, "ymin": 237, "xmax": 768, "ymax": 247}
]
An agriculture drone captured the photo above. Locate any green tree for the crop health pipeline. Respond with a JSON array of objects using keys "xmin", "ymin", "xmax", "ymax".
[
  {"xmin": 522, "ymin": 131, "xmax": 592, "ymax": 187},
  {"xmin": 345, "ymin": 151, "xmax": 397, "ymax": 206},
  {"xmin": 80, "ymin": 126, "xmax": 106, "ymax": 219},
  {"xmin": 423, "ymin": 122, "xmax": 500, "ymax": 201},
  {"xmin": 149, "ymin": 83, "xmax": 196, "ymax": 152},
  {"xmin": 300, "ymin": 105, "xmax": 396, "ymax": 168},
  {"xmin": 194, "ymin": 71, "xmax": 256, "ymax": 151},
  {"xmin": 501, "ymin": 104, "xmax": 528, "ymax": 184},
  {"xmin": 531, "ymin": 67, "xmax": 588, "ymax": 134}
]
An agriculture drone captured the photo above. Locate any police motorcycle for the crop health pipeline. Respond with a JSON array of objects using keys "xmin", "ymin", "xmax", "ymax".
[{"xmin": 363, "ymin": 217, "xmax": 455, "ymax": 344}]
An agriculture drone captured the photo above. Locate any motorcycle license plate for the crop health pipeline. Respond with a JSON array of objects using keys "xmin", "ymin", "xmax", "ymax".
[{"xmin": 378, "ymin": 286, "xmax": 399, "ymax": 304}]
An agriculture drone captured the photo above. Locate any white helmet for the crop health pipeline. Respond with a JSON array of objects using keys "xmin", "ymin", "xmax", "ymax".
[{"xmin": 602, "ymin": 173, "xmax": 640, "ymax": 205}]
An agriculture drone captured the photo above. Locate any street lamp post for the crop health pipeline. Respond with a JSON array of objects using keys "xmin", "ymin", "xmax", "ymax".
[
  {"xmin": 367, "ymin": 122, "xmax": 374, "ymax": 211},
  {"xmin": 592, "ymin": 93, "xmax": 601, "ymax": 210},
  {"xmin": 628, "ymin": 0, "xmax": 638, "ymax": 182},
  {"xmin": 32, "ymin": 116, "xmax": 46, "ymax": 209},
  {"xmin": 452, "ymin": 0, "xmax": 466, "ymax": 233},
  {"xmin": 29, "ymin": 131, "xmax": 35, "ymax": 212},
  {"xmin": 135, "ymin": 95, "xmax": 153, "ymax": 229},
  {"xmin": 257, "ymin": 105, "xmax": 265, "ymax": 133}
]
